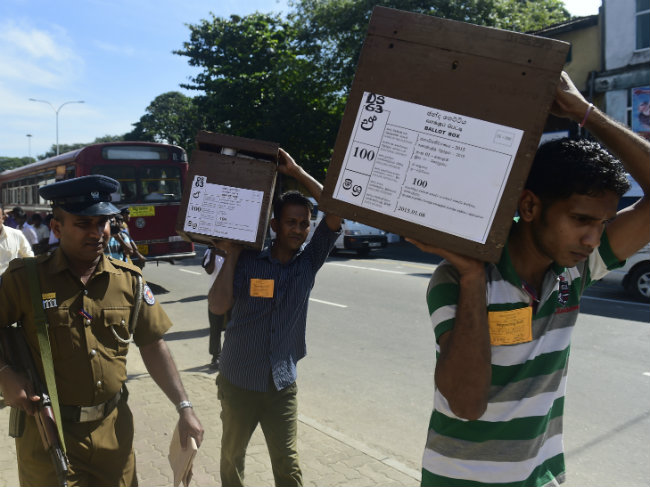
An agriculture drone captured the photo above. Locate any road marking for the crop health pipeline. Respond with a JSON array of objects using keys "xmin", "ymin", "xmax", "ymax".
[
  {"xmin": 374, "ymin": 259, "xmax": 436, "ymax": 272},
  {"xmin": 309, "ymin": 298, "xmax": 347, "ymax": 308},
  {"xmin": 581, "ymin": 295, "xmax": 649, "ymax": 306},
  {"xmin": 178, "ymin": 269, "xmax": 202, "ymax": 275},
  {"xmin": 327, "ymin": 263, "xmax": 407, "ymax": 275}
]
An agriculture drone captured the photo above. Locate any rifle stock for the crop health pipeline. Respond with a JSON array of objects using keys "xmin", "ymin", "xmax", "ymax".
[{"xmin": 0, "ymin": 325, "xmax": 69, "ymax": 487}]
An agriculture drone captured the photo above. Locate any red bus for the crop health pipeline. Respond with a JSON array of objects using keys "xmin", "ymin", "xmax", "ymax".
[{"xmin": 0, "ymin": 141, "xmax": 195, "ymax": 262}]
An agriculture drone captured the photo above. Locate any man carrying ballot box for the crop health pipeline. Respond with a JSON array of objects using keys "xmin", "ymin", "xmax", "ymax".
[
  {"xmin": 208, "ymin": 149, "xmax": 342, "ymax": 487},
  {"xmin": 409, "ymin": 71, "xmax": 649, "ymax": 487}
]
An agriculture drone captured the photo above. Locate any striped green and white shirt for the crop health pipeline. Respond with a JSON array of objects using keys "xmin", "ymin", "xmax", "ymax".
[{"xmin": 422, "ymin": 230, "xmax": 623, "ymax": 487}]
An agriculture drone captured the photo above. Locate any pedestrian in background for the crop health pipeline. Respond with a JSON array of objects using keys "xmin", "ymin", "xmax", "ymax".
[
  {"xmin": 0, "ymin": 202, "xmax": 34, "ymax": 275},
  {"xmin": 29, "ymin": 213, "xmax": 50, "ymax": 255},
  {"xmin": 11, "ymin": 207, "xmax": 38, "ymax": 249},
  {"xmin": 208, "ymin": 149, "xmax": 342, "ymax": 487},
  {"xmin": 202, "ymin": 246, "xmax": 228, "ymax": 371},
  {"xmin": 44, "ymin": 213, "xmax": 60, "ymax": 253},
  {"xmin": 119, "ymin": 208, "xmax": 146, "ymax": 268},
  {"xmin": 3, "ymin": 208, "xmax": 17, "ymax": 229},
  {"xmin": 105, "ymin": 215, "xmax": 129, "ymax": 262}
]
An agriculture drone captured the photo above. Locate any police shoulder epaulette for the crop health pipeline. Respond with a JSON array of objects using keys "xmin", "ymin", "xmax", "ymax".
[
  {"xmin": 6, "ymin": 258, "xmax": 26, "ymax": 271},
  {"xmin": 109, "ymin": 258, "xmax": 143, "ymax": 275},
  {"xmin": 36, "ymin": 253, "xmax": 53, "ymax": 264},
  {"xmin": 7, "ymin": 253, "xmax": 52, "ymax": 272}
]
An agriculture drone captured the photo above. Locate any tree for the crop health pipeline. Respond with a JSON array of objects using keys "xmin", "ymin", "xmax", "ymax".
[
  {"xmin": 289, "ymin": 0, "xmax": 570, "ymax": 94},
  {"xmin": 0, "ymin": 157, "xmax": 35, "ymax": 172},
  {"xmin": 175, "ymin": 13, "xmax": 343, "ymax": 179},
  {"xmin": 498, "ymin": 0, "xmax": 571, "ymax": 32},
  {"xmin": 125, "ymin": 92, "xmax": 202, "ymax": 152},
  {"xmin": 38, "ymin": 135, "xmax": 125, "ymax": 159},
  {"xmin": 174, "ymin": 2, "xmax": 570, "ymax": 177}
]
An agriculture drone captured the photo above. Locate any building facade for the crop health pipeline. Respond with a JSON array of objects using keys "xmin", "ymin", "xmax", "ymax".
[{"xmin": 595, "ymin": 0, "xmax": 650, "ymax": 137}]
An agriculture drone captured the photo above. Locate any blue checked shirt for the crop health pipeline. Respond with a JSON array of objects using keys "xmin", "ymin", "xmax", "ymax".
[{"xmin": 219, "ymin": 219, "xmax": 339, "ymax": 392}]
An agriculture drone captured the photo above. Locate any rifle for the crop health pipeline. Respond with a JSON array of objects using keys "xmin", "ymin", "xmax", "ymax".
[{"xmin": 0, "ymin": 324, "xmax": 69, "ymax": 487}]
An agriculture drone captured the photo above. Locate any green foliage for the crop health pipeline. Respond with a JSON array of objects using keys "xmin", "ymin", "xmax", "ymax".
[
  {"xmin": 495, "ymin": 0, "xmax": 571, "ymax": 32},
  {"xmin": 0, "ymin": 157, "xmax": 35, "ymax": 172},
  {"xmin": 125, "ymin": 91, "xmax": 202, "ymax": 152},
  {"xmin": 289, "ymin": 0, "xmax": 571, "ymax": 95},
  {"xmin": 174, "ymin": 13, "xmax": 343, "ymax": 179},
  {"xmin": 38, "ymin": 135, "xmax": 126, "ymax": 159},
  {"xmin": 171, "ymin": 1, "xmax": 569, "ymax": 178}
]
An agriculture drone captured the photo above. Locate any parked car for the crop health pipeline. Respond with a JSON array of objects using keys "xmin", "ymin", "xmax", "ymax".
[
  {"xmin": 305, "ymin": 199, "xmax": 387, "ymax": 256},
  {"xmin": 330, "ymin": 219, "xmax": 388, "ymax": 256},
  {"xmin": 607, "ymin": 177, "xmax": 649, "ymax": 301},
  {"xmin": 609, "ymin": 244, "xmax": 650, "ymax": 302}
]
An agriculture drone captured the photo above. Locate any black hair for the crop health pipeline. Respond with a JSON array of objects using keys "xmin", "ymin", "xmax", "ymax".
[
  {"xmin": 273, "ymin": 190, "xmax": 313, "ymax": 219},
  {"xmin": 525, "ymin": 138, "xmax": 630, "ymax": 206},
  {"xmin": 12, "ymin": 206, "xmax": 26, "ymax": 219},
  {"xmin": 31, "ymin": 213, "xmax": 43, "ymax": 223}
]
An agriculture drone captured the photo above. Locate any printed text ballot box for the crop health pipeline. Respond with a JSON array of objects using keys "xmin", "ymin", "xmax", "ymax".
[
  {"xmin": 319, "ymin": 6, "xmax": 570, "ymax": 262},
  {"xmin": 176, "ymin": 132, "xmax": 279, "ymax": 250}
]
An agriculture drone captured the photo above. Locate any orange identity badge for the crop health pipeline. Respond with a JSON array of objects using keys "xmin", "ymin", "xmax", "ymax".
[
  {"xmin": 250, "ymin": 278, "xmax": 274, "ymax": 298},
  {"xmin": 488, "ymin": 307, "xmax": 533, "ymax": 346}
]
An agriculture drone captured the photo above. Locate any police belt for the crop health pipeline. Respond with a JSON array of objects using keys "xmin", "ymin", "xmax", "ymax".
[{"xmin": 60, "ymin": 386, "xmax": 127, "ymax": 423}]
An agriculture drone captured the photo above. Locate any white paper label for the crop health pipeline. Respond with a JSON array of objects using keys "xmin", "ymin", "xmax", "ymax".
[
  {"xmin": 332, "ymin": 93, "xmax": 524, "ymax": 243},
  {"xmin": 184, "ymin": 176, "xmax": 263, "ymax": 243}
]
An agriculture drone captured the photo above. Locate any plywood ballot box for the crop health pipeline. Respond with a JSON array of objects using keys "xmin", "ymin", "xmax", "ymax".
[
  {"xmin": 176, "ymin": 131, "xmax": 279, "ymax": 250},
  {"xmin": 319, "ymin": 6, "xmax": 570, "ymax": 262}
]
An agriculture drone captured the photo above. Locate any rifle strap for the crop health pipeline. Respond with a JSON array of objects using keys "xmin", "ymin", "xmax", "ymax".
[{"xmin": 23, "ymin": 258, "xmax": 67, "ymax": 454}]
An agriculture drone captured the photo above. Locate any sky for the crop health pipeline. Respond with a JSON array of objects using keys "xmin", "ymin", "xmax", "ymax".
[{"xmin": 0, "ymin": 0, "xmax": 600, "ymax": 159}]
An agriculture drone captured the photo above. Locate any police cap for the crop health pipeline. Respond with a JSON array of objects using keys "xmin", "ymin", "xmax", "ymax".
[{"xmin": 39, "ymin": 175, "xmax": 120, "ymax": 216}]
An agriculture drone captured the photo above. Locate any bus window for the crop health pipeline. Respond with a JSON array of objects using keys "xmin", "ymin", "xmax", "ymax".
[
  {"xmin": 140, "ymin": 166, "xmax": 182, "ymax": 202},
  {"xmin": 91, "ymin": 165, "xmax": 137, "ymax": 203},
  {"xmin": 102, "ymin": 146, "xmax": 168, "ymax": 160}
]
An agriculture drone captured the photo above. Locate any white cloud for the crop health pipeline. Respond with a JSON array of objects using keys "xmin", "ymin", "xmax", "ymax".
[
  {"xmin": 93, "ymin": 40, "xmax": 136, "ymax": 57},
  {"xmin": 0, "ymin": 20, "xmax": 84, "ymax": 89}
]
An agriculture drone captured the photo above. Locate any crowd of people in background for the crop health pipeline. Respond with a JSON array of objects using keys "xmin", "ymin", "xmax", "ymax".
[
  {"xmin": 2, "ymin": 206, "xmax": 55, "ymax": 254},
  {"xmin": 1, "ymin": 204, "xmax": 144, "ymax": 267}
]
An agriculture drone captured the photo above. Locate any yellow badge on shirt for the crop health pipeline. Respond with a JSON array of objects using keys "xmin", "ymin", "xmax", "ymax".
[
  {"xmin": 488, "ymin": 307, "xmax": 533, "ymax": 346},
  {"xmin": 41, "ymin": 292, "xmax": 57, "ymax": 310},
  {"xmin": 250, "ymin": 279, "xmax": 274, "ymax": 298}
]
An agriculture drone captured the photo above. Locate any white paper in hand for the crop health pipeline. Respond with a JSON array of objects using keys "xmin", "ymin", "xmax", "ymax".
[{"xmin": 168, "ymin": 423, "xmax": 198, "ymax": 487}]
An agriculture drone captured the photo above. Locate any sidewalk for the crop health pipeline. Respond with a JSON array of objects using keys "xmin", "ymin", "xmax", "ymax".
[{"xmin": 0, "ymin": 371, "xmax": 420, "ymax": 487}]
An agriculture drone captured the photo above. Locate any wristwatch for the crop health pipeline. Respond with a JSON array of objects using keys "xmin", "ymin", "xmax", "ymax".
[{"xmin": 176, "ymin": 400, "xmax": 193, "ymax": 413}]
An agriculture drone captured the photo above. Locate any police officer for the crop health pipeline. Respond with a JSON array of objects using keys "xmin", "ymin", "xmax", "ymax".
[{"xmin": 0, "ymin": 175, "xmax": 203, "ymax": 486}]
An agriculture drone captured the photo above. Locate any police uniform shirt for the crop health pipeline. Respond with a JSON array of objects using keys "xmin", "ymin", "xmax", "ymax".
[{"xmin": 0, "ymin": 249, "xmax": 172, "ymax": 406}]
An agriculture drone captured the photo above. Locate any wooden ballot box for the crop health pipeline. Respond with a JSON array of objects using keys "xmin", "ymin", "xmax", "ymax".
[
  {"xmin": 319, "ymin": 6, "xmax": 570, "ymax": 262},
  {"xmin": 176, "ymin": 131, "xmax": 279, "ymax": 250}
]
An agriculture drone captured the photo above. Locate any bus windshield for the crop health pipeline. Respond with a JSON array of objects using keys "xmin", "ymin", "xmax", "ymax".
[
  {"xmin": 91, "ymin": 165, "xmax": 183, "ymax": 203},
  {"xmin": 101, "ymin": 145, "xmax": 171, "ymax": 160}
]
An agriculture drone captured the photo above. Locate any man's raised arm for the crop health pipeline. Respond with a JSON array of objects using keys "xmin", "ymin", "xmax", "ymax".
[
  {"xmin": 552, "ymin": 72, "xmax": 650, "ymax": 259},
  {"xmin": 277, "ymin": 149, "xmax": 342, "ymax": 232}
]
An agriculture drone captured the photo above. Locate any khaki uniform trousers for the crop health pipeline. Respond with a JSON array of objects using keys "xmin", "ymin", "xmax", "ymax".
[
  {"xmin": 16, "ymin": 399, "xmax": 137, "ymax": 487},
  {"xmin": 217, "ymin": 374, "xmax": 302, "ymax": 487}
]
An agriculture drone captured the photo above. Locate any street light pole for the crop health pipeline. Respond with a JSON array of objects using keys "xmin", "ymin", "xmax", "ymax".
[
  {"xmin": 29, "ymin": 98, "xmax": 85, "ymax": 155},
  {"xmin": 26, "ymin": 134, "xmax": 32, "ymax": 159}
]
